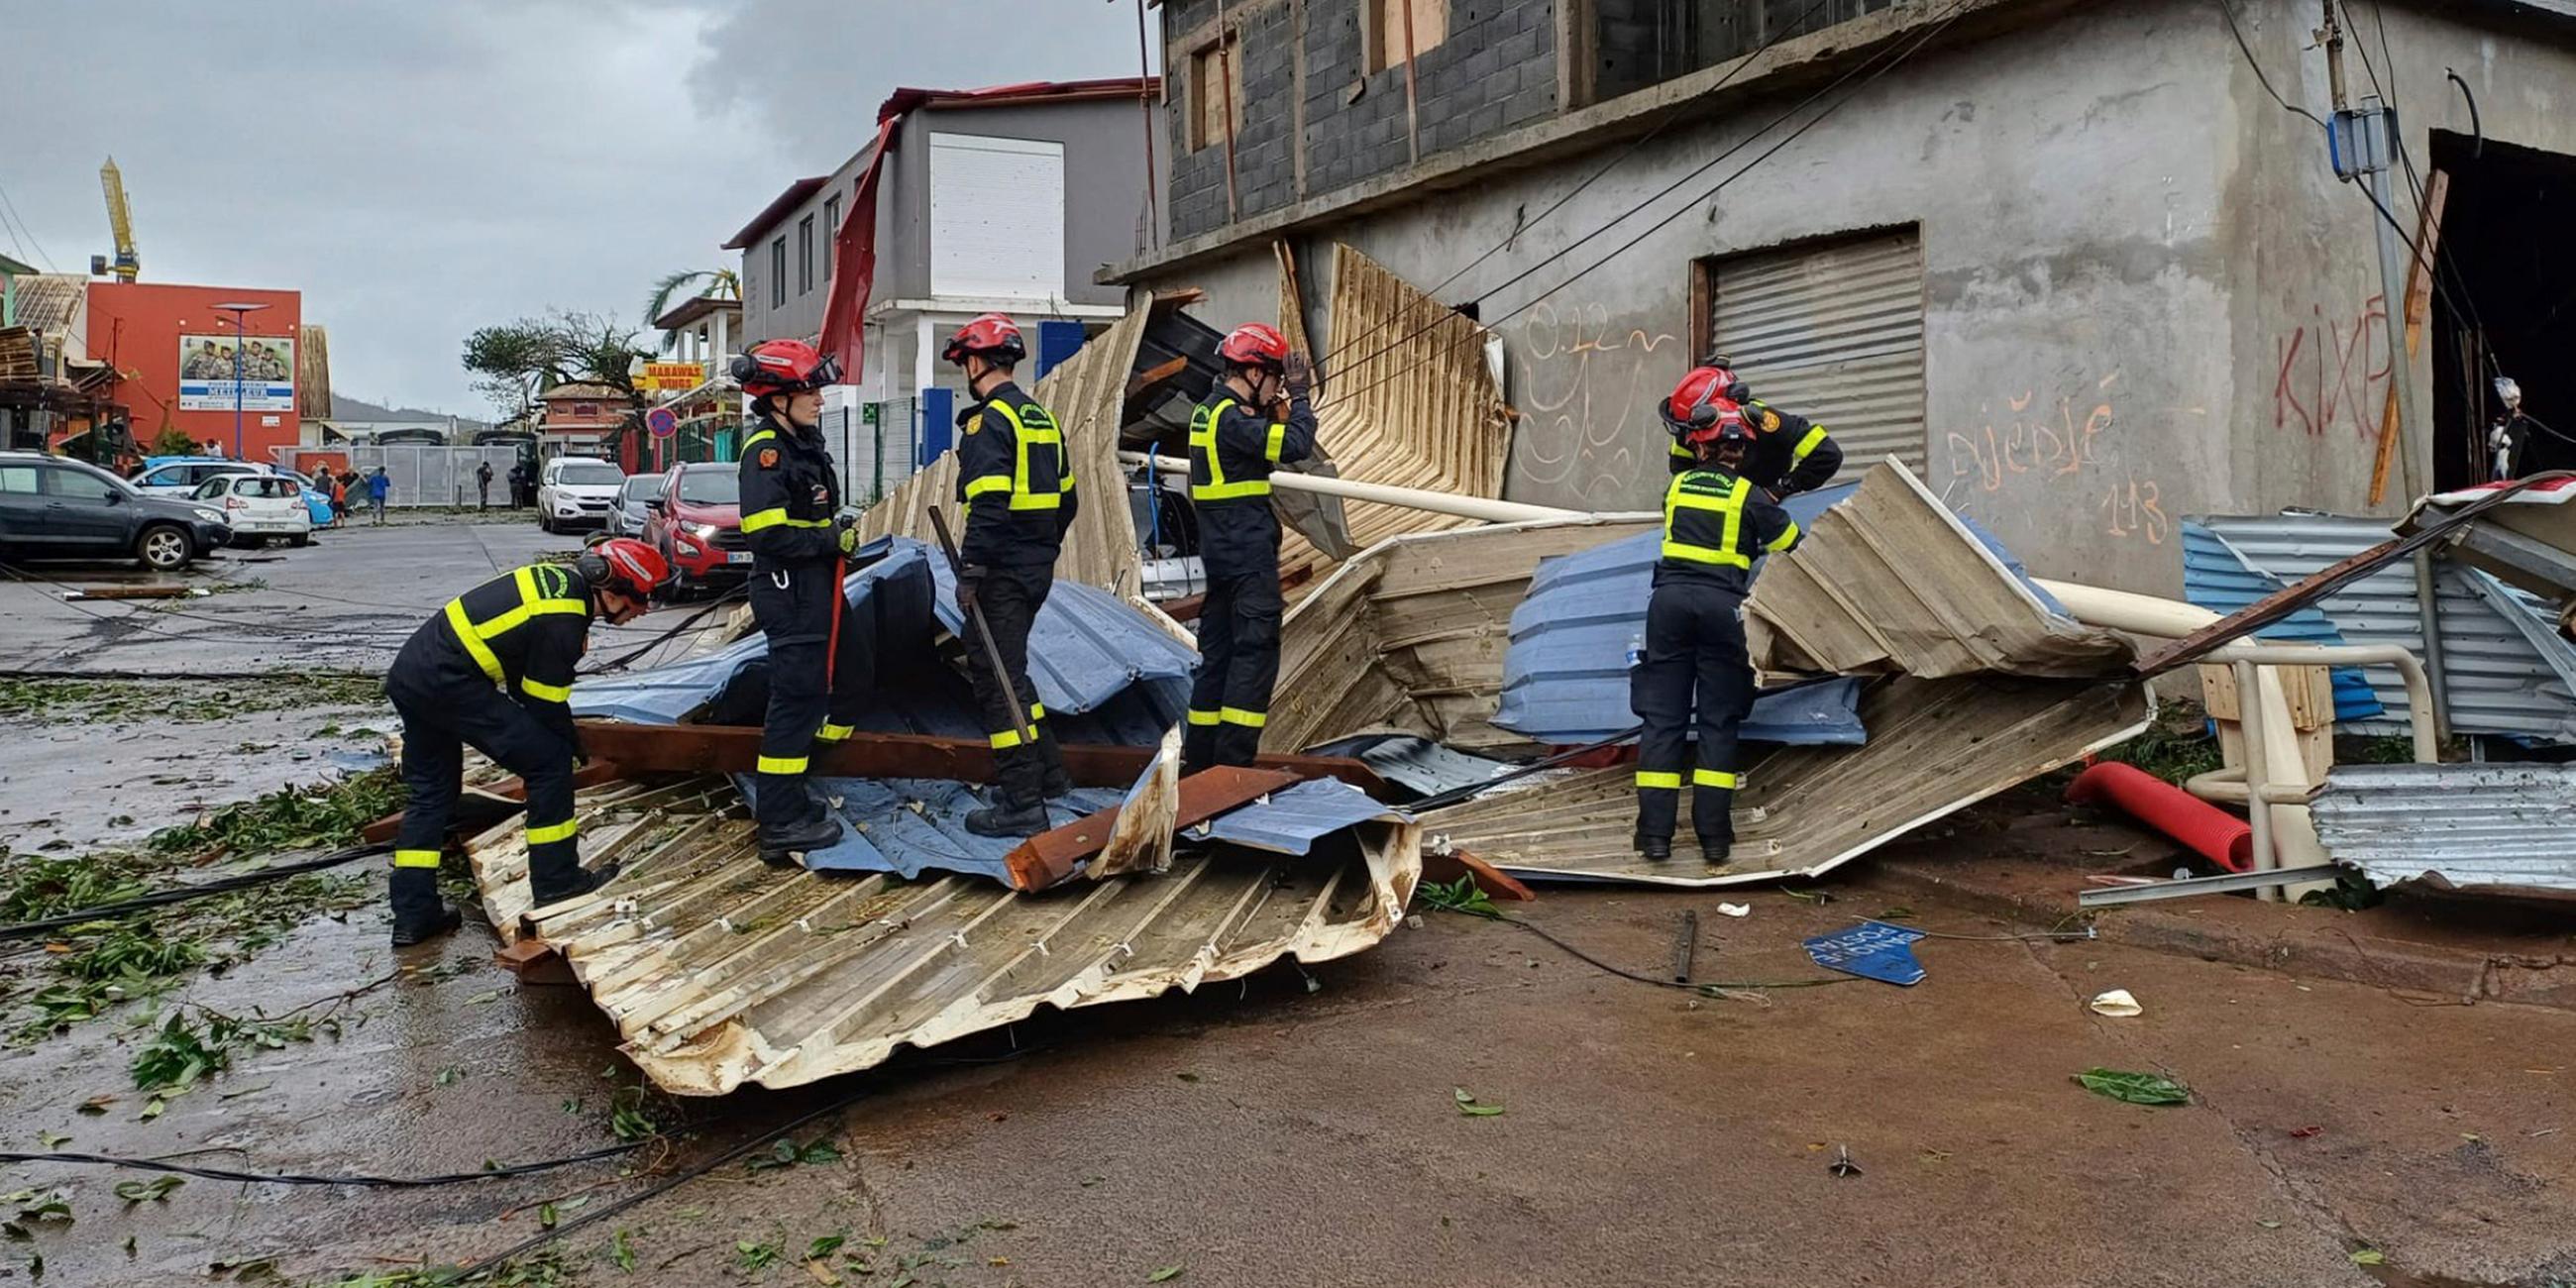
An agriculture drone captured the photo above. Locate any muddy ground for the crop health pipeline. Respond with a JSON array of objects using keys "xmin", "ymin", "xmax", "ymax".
[{"xmin": 2, "ymin": 523, "xmax": 2572, "ymax": 1288}]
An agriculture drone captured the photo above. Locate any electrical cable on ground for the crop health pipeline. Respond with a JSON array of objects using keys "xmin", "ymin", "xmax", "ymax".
[
  {"xmin": 1424, "ymin": 902, "xmax": 1850, "ymax": 993},
  {"xmin": 0, "ymin": 1142, "xmax": 643, "ymax": 1189},
  {"xmin": 0, "ymin": 843, "xmax": 391, "ymax": 941}
]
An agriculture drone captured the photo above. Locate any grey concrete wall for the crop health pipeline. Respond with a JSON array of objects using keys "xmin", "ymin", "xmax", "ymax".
[
  {"xmin": 739, "ymin": 151, "xmax": 872, "ymax": 347},
  {"xmin": 2218, "ymin": 0, "xmax": 2576, "ymax": 520}
]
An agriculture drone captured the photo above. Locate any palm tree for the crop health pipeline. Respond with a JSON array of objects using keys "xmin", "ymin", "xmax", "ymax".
[{"xmin": 642, "ymin": 268, "xmax": 742, "ymax": 354}]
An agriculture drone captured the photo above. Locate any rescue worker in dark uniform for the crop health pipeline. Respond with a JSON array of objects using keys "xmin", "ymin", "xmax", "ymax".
[
  {"xmin": 1182, "ymin": 324, "xmax": 1317, "ymax": 774},
  {"xmin": 730, "ymin": 338, "xmax": 870, "ymax": 863},
  {"xmin": 383, "ymin": 537, "xmax": 669, "ymax": 944},
  {"xmin": 1635, "ymin": 368, "xmax": 1803, "ymax": 867},
  {"xmin": 945, "ymin": 313, "xmax": 1079, "ymax": 837},
  {"xmin": 1664, "ymin": 355, "xmax": 1844, "ymax": 496}
]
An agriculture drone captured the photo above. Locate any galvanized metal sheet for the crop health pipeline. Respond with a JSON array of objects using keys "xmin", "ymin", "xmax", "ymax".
[
  {"xmin": 2179, "ymin": 521, "xmax": 2382, "ymax": 722},
  {"xmin": 1709, "ymin": 230, "xmax": 1926, "ymax": 477},
  {"xmin": 474, "ymin": 775, "xmax": 1420, "ymax": 1094},
  {"xmin": 742, "ymin": 777, "xmax": 1127, "ymax": 883},
  {"xmin": 2201, "ymin": 513, "xmax": 2576, "ymax": 743},
  {"xmin": 2312, "ymin": 762, "xmax": 2576, "ymax": 895},
  {"xmin": 1188, "ymin": 778, "xmax": 1407, "ymax": 856},
  {"xmin": 1301, "ymin": 733, "xmax": 1521, "ymax": 800}
]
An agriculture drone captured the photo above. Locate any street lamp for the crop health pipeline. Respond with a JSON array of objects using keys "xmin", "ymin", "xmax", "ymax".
[{"xmin": 211, "ymin": 301, "xmax": 270, "ymax": 459}]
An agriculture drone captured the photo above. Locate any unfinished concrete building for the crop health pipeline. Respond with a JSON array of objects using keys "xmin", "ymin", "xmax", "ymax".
[{"xmin": 1108, "ymin": 0, "xmax": 2576, "ymax": 594}]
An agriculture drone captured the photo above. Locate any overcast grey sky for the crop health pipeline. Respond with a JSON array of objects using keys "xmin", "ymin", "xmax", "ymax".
[{"xmin": 7, "ymin": 1, "xmax": 1153, "ymax": 416}]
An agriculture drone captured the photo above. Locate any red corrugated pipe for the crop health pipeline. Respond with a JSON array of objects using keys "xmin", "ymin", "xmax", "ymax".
[{"xmin": 2064, "ymin": 762, "xmax": 2252, "ymax": 873}]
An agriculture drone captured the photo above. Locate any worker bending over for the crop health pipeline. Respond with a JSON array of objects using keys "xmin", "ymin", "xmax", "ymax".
[
  {"xmin": 1635, "ymin": 368, "xmax": 1802, "ymax": 867},
  {"xmin": 1183, "ymin": 324, "xmax": 1316, "ymax": 773},
  {"xmin": 947, "ymin": 313, "xmax": 1078, "ymax": 837},
  {"xmin": 732, "ymin": 339, "xmax": 870, "ymax": 864},
  {"xmin": 1664, "ymin": 355, "xmax": 1843, "ymax": 496},
  {"xmin": 383, "ymin": 538, "xmax": 668, "ymax": 944}
]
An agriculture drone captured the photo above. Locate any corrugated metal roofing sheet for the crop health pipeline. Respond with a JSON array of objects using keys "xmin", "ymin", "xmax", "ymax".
[
  {"xmin": 2180, "ymin": 521, "xmax": 2382, "ymax": 722},
  {"xmin": 472, "ymin": 775, "xmax": 1419, "ymax": 1095},
  {"xmin": 748, "ymin": 778, "xmax": 1127, "ymax": 883},
  {"xmin": 2311, "ymin": 762, "xmax": 2576, "ymax": 895},
  {"xmin": 2200, "ymin": 514, "xmax": 2576, "ymax": 743},
  {"xmin": 1300, "ymin": 733, "xmax": 1521, "ymax": 799},
  {"xmin": 1188, "ymin": 778, "xmax": 1406, "ymax": 855}
]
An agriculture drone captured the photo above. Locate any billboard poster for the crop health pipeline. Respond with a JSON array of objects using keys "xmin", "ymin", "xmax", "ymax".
[{"xmin": 177, "ymin": 334, "xmax": 296, "ymax": 412}]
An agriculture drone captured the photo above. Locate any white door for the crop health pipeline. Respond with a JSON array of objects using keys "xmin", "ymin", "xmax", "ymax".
[{"xmin": 928, "ymin": 133, "xmax": 1066, "ymax": 303}]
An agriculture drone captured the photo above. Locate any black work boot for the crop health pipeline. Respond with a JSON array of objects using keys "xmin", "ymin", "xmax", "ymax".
[
  {"xmin": 757, "ymin": 815, "xmax": 845, "ymax": 868},
  {"xmin": 965, "ymin": 792, "xmax": 1051, "ymax": 838},
  {"xmin": 530, "ymin": 860, "xmax": 623, "ymax": 911},
  {"xmin": 1033, "ymin": 727, "xmax": 1073, "ymax": 800},
  {"xmin": 388, "ymin": 868, "xmax": 461, "ymax": 946},
  {"xmin": 1634, "ymin": 832, "xmax": 1673, "ymax": 862},
  {"xmin": 1699, "ymin": 834, "xmax": 1734, "ymax": 868}
]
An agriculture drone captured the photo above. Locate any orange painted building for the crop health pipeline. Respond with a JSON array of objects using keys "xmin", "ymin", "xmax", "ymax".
[{"xmin": 86, "ymin": 281, "xmax": 302, "ymax": 460}]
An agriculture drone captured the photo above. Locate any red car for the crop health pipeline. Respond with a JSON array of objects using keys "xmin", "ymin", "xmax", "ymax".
[{"xmin": 641, "ymin": 462, "xmax": 750, "ymax": 594}]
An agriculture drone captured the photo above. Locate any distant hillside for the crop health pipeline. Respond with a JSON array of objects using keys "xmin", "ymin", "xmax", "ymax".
[{"xmin": 332, "ymin": 393, "xmax": 487, "ymax": 431}]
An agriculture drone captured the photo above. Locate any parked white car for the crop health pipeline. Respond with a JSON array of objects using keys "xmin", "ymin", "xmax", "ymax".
[
  {"xmin": 191, "ymin": 473, "xmax": 314, "ymax": 547},
  {"xmin": 133, "ymin": 458, "xmax": 267, "ymax": 496},
  {"xmin": 537, "ymin": 456, "xmax": 626, "ymax": 534}
]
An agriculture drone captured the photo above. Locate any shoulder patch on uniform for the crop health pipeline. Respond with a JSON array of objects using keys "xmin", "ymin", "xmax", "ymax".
[
  {"xmin": 757, "ymin": 447, "xmax": 780, "ymax": 468},
  {"xmin": 963, "ymin": 413, "xmax": 982, "ymax": 436},
  {"xmin": 1761, "ymin": 410, "xmax": 1782, "ymax": 433}
]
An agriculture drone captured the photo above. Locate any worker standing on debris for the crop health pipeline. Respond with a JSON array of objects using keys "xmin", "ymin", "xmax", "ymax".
[
  {"xmin": 731, "ymin": 339, "xmax": 870, "ymax": 864},
  {"xmin": 1182, "ymin": 324, "xmax": 1317, "ymax": 774},
  {"xmin": 1665, "ymin": 356, "xmax": 1843, "ymax": 497},
  {"xmin": 1635, "ymin": 369, "xmax": 1802, "ymax": 866},
  {"xmin": 382, "ymin": 538, "xmax": 669, "ymax": 944},
  {"xmin": 946, "ymin": 313, "xmax": 1079, "ymax": 837}
]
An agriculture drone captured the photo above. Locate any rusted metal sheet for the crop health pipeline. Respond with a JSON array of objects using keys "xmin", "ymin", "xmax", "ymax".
[
  {"xmin": 473, "ymin": 775, "xmax": 1420, "ymax": 1095},
  {"xmin": 1746, "ymin": 460, "xmax": 2133, "ymax": 681},
  {"xmin": 1004, "ymin": 761, "xmax": 1299, "ymax": 890},
  {"xmin": 1422, "ymin": 677, "xmax": 2151, "ymax": 888},
  {"xmin": 1276, "ymin": 244, "xmax": 1518, "ymax": 589},
  {"xmin": 1269, "ymin": 516, "xmax": 1657, "ymax": 756}
]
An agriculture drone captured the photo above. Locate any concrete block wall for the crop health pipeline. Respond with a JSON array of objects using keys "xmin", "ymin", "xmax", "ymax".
[
  {"xmin": 1415, "ymin": 0, "xmax": 1559, "ymax": 156},
  {"xmin": 1303, "ymin": 0, "xmax": 1418, "ymax": 192}
]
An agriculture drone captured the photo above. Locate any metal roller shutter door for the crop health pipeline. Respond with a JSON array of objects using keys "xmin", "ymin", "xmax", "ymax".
[{"xmin": 1708, "ymin": 230, "xmax": 1926, "ymax": 477}]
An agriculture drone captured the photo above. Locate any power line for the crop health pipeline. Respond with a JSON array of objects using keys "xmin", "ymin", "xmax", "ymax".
[{"xmin": 0, "ymin": 179, "xmax": 59, "ymax": 271}]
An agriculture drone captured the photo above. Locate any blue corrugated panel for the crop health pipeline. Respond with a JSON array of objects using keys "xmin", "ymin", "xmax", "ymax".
[
  {"xmin": 743, "ymin": 778, "xmax": 1125, "ymax": 882},
  {"xmin": 2180, "ymin": 521, "xmax": 2383, "ymax": 722},
  {"xmin": 1488, "ymin": 483, "xmax": 2056, "ymax": 745},
  {"xmin": 1188, "ymin": 778, "xmax": 1404, "ymax": 856}
]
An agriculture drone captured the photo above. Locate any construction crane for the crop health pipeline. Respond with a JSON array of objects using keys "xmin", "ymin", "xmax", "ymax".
[{"xmin": 98, "ymin": 157, "xmax": 139, "ymax": 282}]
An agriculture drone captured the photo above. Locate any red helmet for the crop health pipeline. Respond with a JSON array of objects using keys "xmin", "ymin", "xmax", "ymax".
[
  {"xmin": 1217, "ymin": 322, "xmax": 1290, "ymax": 372},
  {"xmin": 1662, "ymin": 365, "xmax": 1753, "ymax": 436},
  {"xmin": 730, "ymin": 339, "xmax": 841, "ymax": 399},
  {"xmin": 941, "ymin": 313, "xmax": 1025, "ymax": 367},
  {"xmin": 583, "ymin": 537, "xmax": 671, "ymax": 599},
  {"xmin": 1683, "ymin": 399, "xmax": 1756, "ymax": 450}
]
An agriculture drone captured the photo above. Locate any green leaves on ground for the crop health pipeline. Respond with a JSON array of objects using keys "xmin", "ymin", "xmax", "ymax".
[
  {"xmin": 2072, "ymin": 1068, "xmax": 2192, "ymax": 1106},
  {"xmin": 148, "ymin": 768, "xmax": 404, "ymax": 858},
  {"xmin": 1415, "ymin": 876, "xmax": 1500, "ymax": 919},
  {"xmin": 607, "ymin": 1086, "xmax": 660, "ymax": 1143},
  {"xmin": 735, "ymin": 1239, "xmax": 783, "ymax": 1271},
  {"xmin": 0, "ymin": 674, "xmax": 381, "ymax": 727},
  {"xmin": 2350, "ymin": 1248, "xmax": 2387, "ymax": 1266},
  {"xmin": 608, "ymin": 1229, "xmax": 637, "ymax": 1273},
  {"xmin": 1148, "ymin": 1265, "xmax": 1185, "ymax": 1282},
  {"xmin": 1452, "ymin": 1087, "xmax": 1506, "ymax": 1117},
  {"xmin": 131, "ymin": 1005, "xmax": 345, "ymax": 1094},
  {"xmin": 746, "ymin": 1136, "xmax": 841, "ymax": 1172},
  {"xmin": 112, "ymin": 1176, "xmax": 182, "ymax": 1204}
]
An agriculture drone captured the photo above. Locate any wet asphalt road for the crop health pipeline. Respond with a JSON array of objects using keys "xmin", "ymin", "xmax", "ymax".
[{"xmin": 2, "ymin": 522, "xmax": 2572, "ymax": 1287}]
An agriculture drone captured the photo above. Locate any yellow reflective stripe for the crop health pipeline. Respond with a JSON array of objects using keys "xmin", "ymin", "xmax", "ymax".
[
  {"xmin": 757, "ymin": 754, "xmax": 808, "ymax": 774},
  {"xmin": 520, "ymin": 678, "xmax": 573, "ymax": 703},
  {"xmin": 1669, "ymin": 441, "xmax": 1692, "ymax": 460},
  {"xmin": 393, "ymin": 848, "xmax": 444, "ymax": 869},
  {"xmin": 470, "ymin": 571, "xmax": 590, "ymax": 642},
  {"xmin": 741, "ymin": 506, "xmax": 829, "ymax": 532},
  {"xmin": 990, "ymin": 727, "xmax": 1027, "ymax": 749},
  {"xmin": 446, "ymin": 597, "xmax": 505, "ymax": 685},
  {"xmin": 1636, "ymin": 771, "xmax": 1683, "ymax": 790},
  {"xmin": 995, "ymin": 401, "xmax": 1067, "ymax": 512},
  {"xmin": 1263, "ymin": 420, "xmax": 1287, "ymax": 463},
  {"xmin": 1692, "ymin": 769, "xmax": 1741, "ymax": 789},
  {"xmin": 741, "ymin": 428, "xmax": 777, "ymax": 450},
  {"xmin": 1791, "ymin": 424, "xmax": 1829, "ymax": 464},
  {"xmin": 1219, "ymin": 706, "xmax": 1267, "ymax": 727},
  {"xmin": 1186, "ymin": 709, "xmax": 1222, "ymax": 726},
  {"xmin": 1661, "ymin": 473, "xmax": 1755, "ymax": 569},
  {"xmin": 1026, "ymin": 702, "xmax": 1045, "ymax": 721},
  {"xmin": 963, "ymin": 475, "xmax": 1013, "ymax": 498},
  {"xmin": 525, "ymin": 818, "xmax": 580, "ymax": 845},
  {"xmin": 1767, "ymin": 519, "xmax": 1800, "ymax": 553},
  {"xmin": 1190, "ymin": 398, "xmax": 1271, "ymax": 501},
  {"xmin": 813, "ymin": 722, "xmax": 853, "ymax": 743}
]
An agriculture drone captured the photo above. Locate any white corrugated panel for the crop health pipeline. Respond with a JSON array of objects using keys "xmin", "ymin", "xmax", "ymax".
[
  {"xmin": 1709, "ymin": 230, "xmax": 1925, "ymax": 476},
  {"xmin": 928, "ymin": 133, "xmax": 1065, "ymax": 301},
  {"xmin": 2201, "ymin": 513, "xmax": 2576, "ymax": 744}
]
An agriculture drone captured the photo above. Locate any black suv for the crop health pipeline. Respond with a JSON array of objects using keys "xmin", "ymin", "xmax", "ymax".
[{"xmin": 0, "ymin": 451, "xmax": 234, "ymax": 572}]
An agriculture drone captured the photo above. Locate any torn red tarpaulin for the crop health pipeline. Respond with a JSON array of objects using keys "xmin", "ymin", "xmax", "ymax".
[{"xmin": 816, "ymin": 77, "xmax": 1158, "ymax": 382}]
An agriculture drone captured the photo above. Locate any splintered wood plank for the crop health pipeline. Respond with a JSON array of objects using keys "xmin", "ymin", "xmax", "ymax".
[{"xmin": 1005, "ymin": 766, "xmax": 1304, "ymax": 891}]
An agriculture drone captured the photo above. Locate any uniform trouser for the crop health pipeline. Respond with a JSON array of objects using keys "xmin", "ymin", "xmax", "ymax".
[
  {"xmin": 1183, "ymin": 564, "xmax": 1283, "ymax": 772},
  {"xmin": 1630, "ymin": 582, "xmax": 1756, "ymax": 844},
  {"xmin": 963, "ymin": 564, "xmax": 1061, "ymax": 809},
  {"xmin": 750, "ymin": 563, "xmax": 872, "ymax": 831},
  {"xmin": 387, "ymin": 674, "xmax": 580, "ymax": 923}
]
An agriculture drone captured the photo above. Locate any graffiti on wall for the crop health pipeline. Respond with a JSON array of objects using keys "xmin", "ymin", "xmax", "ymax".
[
  {"xmin": 2273, "ymin": 294, "xmax": 2390, "ymax": 441},
  {"xmin": 1508, "ymin": 300, "xmax": 1681, "ymax": 508},
  {"xmin": 1939, "ymin": 370, "xmax": 2170, "ymax": 547}
]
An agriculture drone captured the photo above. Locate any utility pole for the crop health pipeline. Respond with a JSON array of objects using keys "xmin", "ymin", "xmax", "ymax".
[{"xmin": 2319, "ymin": 0, "xmax": 2449, "ymax": 736}]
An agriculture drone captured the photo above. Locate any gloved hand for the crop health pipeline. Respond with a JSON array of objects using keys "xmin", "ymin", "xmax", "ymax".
[
  {"xmin": 1282, "ymin": 352, "xmax": 1313, "ymax": 400},
  {"xmin": 837, "ymin": 524, "xmax": 859, "ymax": 555},
  {"xmin": 957, "ymin": 565, "xmax": 985, "ymax": 618}
]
